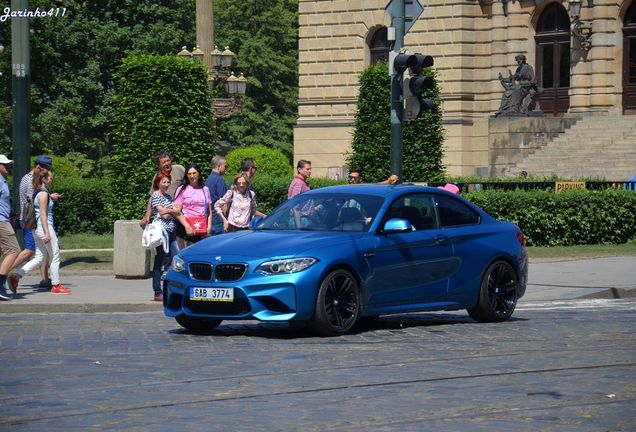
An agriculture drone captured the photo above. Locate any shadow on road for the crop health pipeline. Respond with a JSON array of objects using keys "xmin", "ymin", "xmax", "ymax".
[{"xmin": 167, "ymin": 313, "xmax": 528, "ymax": 339}]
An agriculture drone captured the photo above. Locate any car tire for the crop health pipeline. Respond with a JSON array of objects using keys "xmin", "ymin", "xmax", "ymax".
[
  {"xmin": 310, "ymin": 269, "xmax": 360, "ymax": 336},
  {"xmin": 175, "ymin": 315, "xmax": 222, "ymax": 333},
  {"xmin": 467, "ymin": 260, "xmax": 518, "ymax": 322}
]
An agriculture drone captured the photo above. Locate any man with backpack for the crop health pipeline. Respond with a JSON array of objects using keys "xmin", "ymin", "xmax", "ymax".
[{"xmin": 7, "ymin": 156, "xmax": 60, "ymax": 293}]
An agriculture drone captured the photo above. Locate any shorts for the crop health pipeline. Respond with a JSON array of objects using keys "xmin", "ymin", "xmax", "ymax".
[
  {"xmin": 0, "ymin": 221, "xmax": 20, "ymax": 256},
  {"xmin": 22, "ymin": 226, "xmax": 36, "ymax": 251}
]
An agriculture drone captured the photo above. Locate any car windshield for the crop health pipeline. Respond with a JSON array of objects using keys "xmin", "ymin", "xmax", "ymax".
[{"xmin": 256, "ymin": 193, "xmax": 384, "ymax": 232}]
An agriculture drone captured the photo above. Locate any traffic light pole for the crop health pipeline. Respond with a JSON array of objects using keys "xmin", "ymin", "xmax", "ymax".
[
  {"xmin": 11, "ymin": 0, "xmax": 31, "ymax": 219},
  {"xmin": 390, "ymin": 0, "xmax": 405, "ymax": 182}
]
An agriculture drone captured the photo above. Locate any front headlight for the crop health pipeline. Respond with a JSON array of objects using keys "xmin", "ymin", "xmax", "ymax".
[
  {"xmin": 171, "ymin": 255, "xmax": 185, "ymax": 272},
  {"xmin": 255, "ymin": 257, "xmax": 317, "ymax": 275}
]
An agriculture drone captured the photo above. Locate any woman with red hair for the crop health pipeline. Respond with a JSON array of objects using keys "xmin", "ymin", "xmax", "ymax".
[{"xmin": 150, "ymin": 171, "xmax": 186, "ymax": 301}]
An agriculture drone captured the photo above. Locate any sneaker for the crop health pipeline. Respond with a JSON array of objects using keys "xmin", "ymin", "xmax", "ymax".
[
  {"xmin": 0, "ymin": 285, "xmax": 10, "ymax": 301},
  {"xmin": 7, "ymin": 274, "xmax": 19, "ymax": 294},
  {"xmin": 153, "ymin": 293, "xmax": 163, "ymax": 302},
  {"xmin": 51, "ymin": 284, "xmax": 72, "ymax": 295},
  {"xmin": 39, "ymin": 279, "xmax": 52, "ymax": 290}
]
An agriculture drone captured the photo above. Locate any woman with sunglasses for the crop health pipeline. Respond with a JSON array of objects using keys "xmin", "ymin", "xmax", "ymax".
[
  {"xmin": 214, "ymin": 174, "xmax": 257, "ymax": 232},
  {"xmin": 174, "ymin": 164, "xmax": 212, "ymax": 245}
]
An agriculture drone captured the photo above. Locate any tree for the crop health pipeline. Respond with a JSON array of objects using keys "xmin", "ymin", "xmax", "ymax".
[
  {"xmin": 0, "ymin": 0, "xmax": 197, "ymax": 169},
  {"xmin": 108, "ymin": 55, "xmax": 215, "ymax": 220},
  {"xmin": 214, "ymin": 0, "xmax": 298, "ymax": 161},
  {"xmin": 0, "ymin": 0, "xmax": 300, "ymax": 168},
  {"xmin": 346, "ymin": 62, "xmax": 445, "ymax": 182}
]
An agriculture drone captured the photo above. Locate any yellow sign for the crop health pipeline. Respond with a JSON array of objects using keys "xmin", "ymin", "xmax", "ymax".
[{"xmin": 555, "ymin": 181, "xmax": 586, "ymax": 193}]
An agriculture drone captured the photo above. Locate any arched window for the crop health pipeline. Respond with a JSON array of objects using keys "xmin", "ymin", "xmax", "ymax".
[
  {"xmin": 623, "ymin": 1, "xmax": 636, "ymax": 111},
  {"xmin": 369, "ymin": 27, "xmax": 390, "ymax": 64},
  {"xmin": 535, "ymin": 3, "xmax": 571, "ymax": 115}
]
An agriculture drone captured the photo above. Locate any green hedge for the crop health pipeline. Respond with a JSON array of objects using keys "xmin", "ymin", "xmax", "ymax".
[
  {"xmin": 225, "ymin": 145, "xmax": 293, "ymax": 178},
  {"xmin": 108, "ymin": 55, "xmax": 215, "ymax": 221},
  {"xmin": 57, "ymin": 177, "xmax": 636, "ymax": 246},
  {"xmin": 51, "ymin": 178, "xmax": 112, "ymax": 235},
  {"xmin": 347, "ymin": 62, "xmax": 445, "ymax": 182},
  {"xmin": 466, "ymin": 189, "xmax": 636, "ymax": 246}
]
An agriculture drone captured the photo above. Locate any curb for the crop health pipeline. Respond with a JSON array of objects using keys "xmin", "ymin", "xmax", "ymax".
[
  {"xmin": 577, "ymin": 287, "xmax": 636, "ymax": 300},
  {"xmin": 0, "ymin": 303, "xmax": 163, "ymax": 314}
]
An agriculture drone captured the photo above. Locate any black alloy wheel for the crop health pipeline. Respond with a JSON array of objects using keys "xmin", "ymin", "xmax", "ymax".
[
  {"xmin": 175, "ymin": 315, "xmax": 222, "ymax": 333},
  {"xmin": 311, "ymin": 269, "xmax": 360, "ymax": 336},
  {"xmin": 468, "ymin": 260, "xmax": 518, "ymax": 322}
]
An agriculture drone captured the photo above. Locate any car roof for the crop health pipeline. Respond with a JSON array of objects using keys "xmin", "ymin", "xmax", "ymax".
[{"xmin": 305, "ymin": 183, "xmax": 449, "ymax": 198}]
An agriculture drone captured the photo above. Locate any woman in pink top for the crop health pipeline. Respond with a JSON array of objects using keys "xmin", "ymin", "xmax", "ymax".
[
  {"xmin": 174, "ymin": 164, "xmax": 212, "ymax": 245},
  {"xmin": 215, "ymin": 174, "xmax": 257, "ymax": 232}
]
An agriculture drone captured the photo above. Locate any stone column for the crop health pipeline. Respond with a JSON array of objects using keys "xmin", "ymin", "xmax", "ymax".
[{"xmin": 196, "ymin": 0, "xmax": 214, "ymax": 71}]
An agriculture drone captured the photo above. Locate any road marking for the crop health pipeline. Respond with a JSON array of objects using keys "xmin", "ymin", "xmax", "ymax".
[{"xmin": 517, "ymin": 299, "xmax": 636, "ymax": 311}]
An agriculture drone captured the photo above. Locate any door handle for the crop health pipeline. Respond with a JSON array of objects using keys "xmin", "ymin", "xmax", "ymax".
[
  {"xmin": 434, "ymin": 234, "xmax": 449, "ymax": 245},
  {"xmin": 364, "ymin": 250, "xmax": 375, "ymax": 258}
]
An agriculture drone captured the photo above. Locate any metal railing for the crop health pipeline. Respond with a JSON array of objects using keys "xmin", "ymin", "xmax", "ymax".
[{"xmin": 427, "ymin": 181, "xmax": 636, "ymax": 193}]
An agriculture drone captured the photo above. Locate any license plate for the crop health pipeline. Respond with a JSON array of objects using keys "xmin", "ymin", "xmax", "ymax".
[{"xmin": 190, "ymin": 287, "xmax": 234, "ymax": 302}]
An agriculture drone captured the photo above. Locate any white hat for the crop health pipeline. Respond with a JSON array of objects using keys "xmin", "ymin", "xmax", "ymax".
[{"xmin": 0, "ymin": 155, "xmax": 14, "ymax": 164}]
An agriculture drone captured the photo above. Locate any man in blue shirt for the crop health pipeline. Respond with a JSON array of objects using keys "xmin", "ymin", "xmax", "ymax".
[
  {"xmin": 0, "ymin": 155, "xmax": 20, "ymax": 300},
  {"xmin": 204, "ymin": 155, "xmax": 228, "ymax": 235}
]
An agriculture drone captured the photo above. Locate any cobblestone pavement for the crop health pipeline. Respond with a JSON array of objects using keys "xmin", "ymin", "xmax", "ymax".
[{"xmin": 1, "ymin": 299, "xmax": 635, "ymax": 431}]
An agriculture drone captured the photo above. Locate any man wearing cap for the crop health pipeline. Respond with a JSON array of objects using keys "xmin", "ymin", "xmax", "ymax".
[
  {"xmin": 7, "ymin": 155, "xmax": 60, "ymax": 293},
  {"xmin": 0, "ymin": 155, "xmax": 20, "ymax": 300}
]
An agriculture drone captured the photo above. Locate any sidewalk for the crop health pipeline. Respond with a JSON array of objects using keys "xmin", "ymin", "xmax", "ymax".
[{"xmin": 0, "ymin": 256, "xmax": 634, "ymax": 313}]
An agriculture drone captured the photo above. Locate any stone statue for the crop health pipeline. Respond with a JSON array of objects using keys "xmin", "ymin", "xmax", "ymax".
[{"xmin": 495, "ymin": 54, "xmax": 543, "ymax": 117}]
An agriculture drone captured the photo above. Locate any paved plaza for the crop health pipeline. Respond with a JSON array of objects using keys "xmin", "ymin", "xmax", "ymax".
[
  {"xmin": 0, "ymin": 301, "xmax": 635, "ymax": 431},
  {"xmin": 0, "ymin": 256, "xmax": 634, "ymax": 431}
]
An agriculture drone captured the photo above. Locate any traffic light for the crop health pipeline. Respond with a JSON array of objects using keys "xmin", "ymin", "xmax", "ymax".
[
  {"xmin": 392, "ymin": 52, "xmax": 417, "ymax": 74},
  {"xmin": 403, "ymin": 54, "xmax": 435, "ymax": 121}
]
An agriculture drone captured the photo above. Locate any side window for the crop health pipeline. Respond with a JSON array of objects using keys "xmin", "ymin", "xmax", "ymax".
[
  {"xmin": 384, "ymin": 194, "xmax": 438, "ymax": 230},
  {"xmin": 434, "ymin": 195, "xmax": 481, "ymax": 227}
]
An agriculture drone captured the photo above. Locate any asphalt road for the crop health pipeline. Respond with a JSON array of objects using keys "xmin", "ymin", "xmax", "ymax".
[{"xmin": 1, "ymin": 299, "xmax": 634, "ymax": 431}]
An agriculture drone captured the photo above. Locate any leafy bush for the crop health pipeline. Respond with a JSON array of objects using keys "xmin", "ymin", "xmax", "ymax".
[
  {"xmin": 51, "ymin": 177, "xmax": 112, "ymax": 235},
  {"xmin": 43, "ymin": 155, "xmax": 81, "ymax": 179},
  {"xmin": 225, "ymin": 145, "xmax": 293, "ymax": 178},
  {"xmin": 346, "ymin": 62, "xmax": 445, "ymax": 183},
  {"xmin": 466, "ymin": 189, "xmax": 636, "ymax": 246},
  {"xmin": 108, "ymin": 55, "xmax": 215, "ymax": 220}
]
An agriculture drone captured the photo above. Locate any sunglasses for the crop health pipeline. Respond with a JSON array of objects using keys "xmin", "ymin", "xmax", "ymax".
[
  {"xmin": 348, "ymin": 176, "xmax": 361, "ymax": 181},
  {"xmin": 187, "ymin": 172, "xmax": 199, "ymax": 177}
]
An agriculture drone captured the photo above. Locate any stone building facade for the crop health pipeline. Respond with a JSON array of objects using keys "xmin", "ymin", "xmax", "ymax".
[{"xmin": 294, "ymin": 0, "xmax": 636, "ymax": 178}]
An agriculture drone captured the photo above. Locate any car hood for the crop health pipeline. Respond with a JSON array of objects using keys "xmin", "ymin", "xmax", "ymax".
[{"xmin": 179, "ymin": 230, "xmax": 364, "ymax": 260}]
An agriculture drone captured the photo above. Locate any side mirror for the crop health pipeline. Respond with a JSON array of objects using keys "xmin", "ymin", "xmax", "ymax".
[
  {"xmin": 250, "ymin": 216, "xmax": 263, "ymax": 229},
  {"xmin": 382, "ymin": 218, "xmax": 413, "ymax": 234}
]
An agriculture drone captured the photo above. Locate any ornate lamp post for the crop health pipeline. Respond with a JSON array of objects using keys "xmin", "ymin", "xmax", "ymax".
[
  {"xmin": 183, "ymin": 0, "xmax": 247, "ymax": 118},
  {"xmin": 569, "ymin": 0, "xmax": 592, "ymax": 53},
  {"xmin": 178, "ymin": 44, "xmax": 246, "ymax": 118}
]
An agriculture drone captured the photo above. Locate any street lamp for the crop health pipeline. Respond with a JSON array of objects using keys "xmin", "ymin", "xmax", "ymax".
[
  {"xmin": 191, "ymin": 45, "xmax": 204, "ymax": 64},
  {"xmin": 569, "ymin": 0, "xmax": 592, "ymax": 53},
  {"xmin": 178, "ymin": 42, "xmax": 247, "ymax": 118},
  {"xmin": 177, "ymin": 46, "xmax": 192, "ymax": 60}
]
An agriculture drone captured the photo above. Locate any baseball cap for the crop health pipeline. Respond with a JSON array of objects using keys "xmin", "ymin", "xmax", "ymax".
[
  {"xmin": 0, "ymin": 155, "xmax": 14, "ymax": 164},
  {"xmin": 34, "ymin": 155, "xmax": 53, "ymax": 168}
]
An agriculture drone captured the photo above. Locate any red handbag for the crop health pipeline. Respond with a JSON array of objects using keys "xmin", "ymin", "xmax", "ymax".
[{"xmin": 185, "ymin": 214, "xmax": 208, "ymax": 235}]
